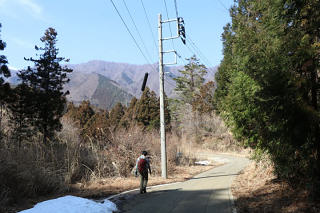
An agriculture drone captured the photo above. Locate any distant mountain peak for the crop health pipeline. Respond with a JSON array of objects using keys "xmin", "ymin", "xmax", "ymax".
[{"xmin": 7, "ymin": 60, "xmax": 218, "ymax": 110}]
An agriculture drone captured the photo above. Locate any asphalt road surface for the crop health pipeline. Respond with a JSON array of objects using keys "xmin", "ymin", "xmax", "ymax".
[{"xmin": 113, "ymin": 154, "xmax": 249, "ymax": 213}]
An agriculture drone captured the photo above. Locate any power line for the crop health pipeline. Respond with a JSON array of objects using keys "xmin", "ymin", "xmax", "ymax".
[
  {"xmin": 174, "ymin": 0, "xmax": 178, "ymax": 18},
  {"xmin": 122, "ymin": 0, "xmax": 154, "ymax": 63},
  {"xmin": 186, "ymin": 36, "xmax": 214, "ymax": 68},
  {"xmin": 169, "ymin": 0, "xmax": 213, "ymax": 68},
  {"xmin": 170, "ymin": 0, "xmax": 189, "ymax": 66},
  {"xmin": 164, "ymin": 76, "xmax": 176, "ymax": 88},
  {"xmin": 140, "ymin": 0, "xmax": 158, "ymax": 51},
  {"xmin": 217, "ymin": 0, "xmax": 228, "ymax": 11},
  {"xmin": 109, "ymin": 0, "xmax": 156, "ymax": 72},
  {"xmin": 110, "ymin": 0, "xmax": 177, "ymax": 91},
  {"xmin": 163, "ymin": 0, "xmax": 175, "ymax": 50},
  {"xmin": 176, "ymin": 50, "xmax": 188, "ymax": 64},
  {"xmin": 162, "ymin": 0, "xmax": 189, "ymax": 67},
  {"xmin": 184, "ymin": 41, "xmax": 211, "ymax": 69}
]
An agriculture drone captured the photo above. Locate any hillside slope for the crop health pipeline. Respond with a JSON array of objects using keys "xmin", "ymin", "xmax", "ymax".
[
  {"xmin": 64, "ymin": 72, "xmax": 133, "ymax": 109},
  {"xmin": 7, "ymin": 60, "xmax": 218, "ymax": 109},
  {"xmin": 69, "ymin": 60, "xmax": 218, "ymax": 97}
]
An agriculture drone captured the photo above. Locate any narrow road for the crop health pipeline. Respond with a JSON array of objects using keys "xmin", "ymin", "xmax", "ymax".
[{"xmin": 113, "ymin": 154, "xmax": 249, "ymax": 213}]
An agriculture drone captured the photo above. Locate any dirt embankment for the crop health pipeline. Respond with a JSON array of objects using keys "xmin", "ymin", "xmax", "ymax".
[{"xmin": 232, "ymin": 162, "xmax": 320, "ymax": 213}]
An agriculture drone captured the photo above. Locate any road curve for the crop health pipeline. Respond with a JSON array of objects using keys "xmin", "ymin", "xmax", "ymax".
[{"xmin": 114, "ymin": 154, "xmax": 249, "ymax": 213}]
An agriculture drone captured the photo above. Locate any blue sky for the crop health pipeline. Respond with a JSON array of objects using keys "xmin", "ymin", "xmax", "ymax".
[{"xmin": 0, "ymin": 0, "xmax": 234, "ymax": 70}]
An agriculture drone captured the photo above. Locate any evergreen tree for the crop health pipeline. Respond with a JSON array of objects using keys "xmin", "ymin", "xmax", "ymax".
[
  {"xmin": 65, "ymin": 101, "xmax": 95, "ymax": 128},
  {"xmin": 109, "ymin": 103, "xmax": 125, "ymax": 131},
  {"xmin": 82, "ymin": 110, "xmax": 111, "ymax": 143},
  {"xmin": 135, "ymin": 87, "xmax": 160, "ymax": 129},
  {"xmin": 0, "ymin": 23, "xmax": 10, "ymax": 86},
  {"xmin": 192, "ymin": 81, "xmax": 215, "ymax": 114},
  {"xmin": 0, "ymin": 23, "xmax": 11, "ymax": 141},
  {"xmin": 7, "ymin": 84, "xmax": 36, "ymax": 148},
  {"xmin": 214, "ymin": 0, "xmax": 320, "ymax": 182},
  {"xmin": 120, "ymin": 97, "xmax": 138, "ymax": 128},
  {"xmin": 18, "ymin": 28, "xmax": 72, "ymax": 143},
  {"xmin": 174, "ymin": 55, "xmax": 207, "ymax": 106},
  {"xmin": 173, "ymin": 55, "xmax": 207, "ymax": 138}
]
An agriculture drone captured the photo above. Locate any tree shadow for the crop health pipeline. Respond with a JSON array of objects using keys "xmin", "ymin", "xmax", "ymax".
[{"xmin": 114, "ymin": 187, "xmax": 233, "ymax": 213}]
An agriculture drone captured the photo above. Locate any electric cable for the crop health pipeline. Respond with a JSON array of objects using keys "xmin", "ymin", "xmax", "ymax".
[
  {"xmin": 174, "ymin": 0, "xmax": 178, "ymax": 18},
  {"xmin": 110, "ymin": 0, "xmax": 154, "ymax": 67},
  {"xmin": 122, "ymin": 0, "xmax": 155, "ymax": 64},
  {"xmin": 140, "ymin": 0, "xmax": 158, "ymax": 51},
  {"xmin": 217, "ymin": 0, "xmax": 228, "ymax": 11},
  {"xmin": 185, "ymin": 42, "xmax": 211, "ymax": 69},
  {"xmin": 186, "ymin": 36, "xmax": 214, "ymax": 68},
  {"xmin": 163, "ymin": 0, "xmax": 175, "ymax": 50}
]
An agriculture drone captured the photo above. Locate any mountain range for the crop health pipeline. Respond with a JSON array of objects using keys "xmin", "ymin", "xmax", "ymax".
[{"xmin": 7, "ymin": 60, "xmax": 218, "ymax": 109}]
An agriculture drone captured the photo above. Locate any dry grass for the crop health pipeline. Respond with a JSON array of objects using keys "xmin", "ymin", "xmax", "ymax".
[
  {"xmin": 12, "ymin": 163, "xmax": 220, "ymax": 212},
  {"xmin": 1, "ymin": 114, "xmax": 224, "ymax": 212},
  {"xmin": 232, "ymin": 161, "xmax": 320, "ymax": 213},
  {"xmin": 171, "ymin": 108, "xmax": 248, "ymax": 156},
  {"xmin": 1, "ymin": 104, "xmax": 245, "ymax": 212}
]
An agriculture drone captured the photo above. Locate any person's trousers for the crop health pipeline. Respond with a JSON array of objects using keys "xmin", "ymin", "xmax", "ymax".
[{"xmin": 139, "ymin": 171, "xmax": 148, "ymax": 192}]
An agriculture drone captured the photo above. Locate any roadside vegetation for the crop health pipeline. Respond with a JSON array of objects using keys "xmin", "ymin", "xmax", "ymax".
[
  {"xmin": 215, "ymin": 0, "xmax": 320, "ymax": 210},
  {"xmin": 232, "ymin": 157, "xmax": 320, "ymax": 213},
  {"xmin": 0, "ymin": 24, "xmax": 237, "ymax": 212}
]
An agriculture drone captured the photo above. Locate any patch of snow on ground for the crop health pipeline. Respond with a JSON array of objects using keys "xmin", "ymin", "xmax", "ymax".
[
  {"xmin": 195, "ymin": 160, "xmax": 210, "ymax": 165},
  {"xmin": 19, "ymin": 195, "xmax": 117, "ymax": 213}
]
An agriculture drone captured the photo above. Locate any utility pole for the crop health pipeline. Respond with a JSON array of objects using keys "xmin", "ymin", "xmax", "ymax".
[
  {"xmin": 158, "ymin": 14, "xmax": 186, "ymax": 179},
  {"xmin": 158, "ymin": 14, "xmax": 167, "ymax": 179}
]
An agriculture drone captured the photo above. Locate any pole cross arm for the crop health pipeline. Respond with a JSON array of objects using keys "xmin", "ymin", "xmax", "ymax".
[{"xmin": 163, "ymin": 50, "xmax": 177, "ymax": 65}]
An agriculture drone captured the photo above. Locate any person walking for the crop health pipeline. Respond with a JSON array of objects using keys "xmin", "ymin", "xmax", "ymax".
[{"xmin": 135, "ymin": 151, "xmax": 152, "ymax": 194}]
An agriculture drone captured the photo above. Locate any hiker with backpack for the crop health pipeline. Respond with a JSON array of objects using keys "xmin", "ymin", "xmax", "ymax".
[{"xmin": 135, "ymin": 151, "xmax": 152, "ymax": 194}]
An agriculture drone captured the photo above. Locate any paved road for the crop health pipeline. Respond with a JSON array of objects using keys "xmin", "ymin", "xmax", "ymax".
[{"xmin": 113, "ymin": 154, "xmax": 249, "ymax": 213}]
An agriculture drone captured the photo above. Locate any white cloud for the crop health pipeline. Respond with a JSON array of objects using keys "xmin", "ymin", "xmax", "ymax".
[
  {"xmin": 0, "ymin": 0, "xmax": 45, "ymax": 21},
  {"xmin": 19, "ymin": 0, "xmax": 42, "ymax": 15}
]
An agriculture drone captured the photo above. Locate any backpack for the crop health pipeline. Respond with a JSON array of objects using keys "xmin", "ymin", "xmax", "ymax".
[{"xmin": 138, "ymin": 158, "xmax": 147, "ymax": 174}]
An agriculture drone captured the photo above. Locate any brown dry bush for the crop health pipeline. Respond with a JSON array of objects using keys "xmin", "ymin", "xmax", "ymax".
[
  {"xmin": 0, "ymin": 145, "xmax": 66, "ymax": 212},
  {"xmin": 57, "ymin": 118, "xmax": 186, "ymax": 182},
  {"xmin": 172, "ymin": 104, "xmax": 244, "ymax": 154},
  {"xmin": 0, "ymin": 116, "xmax": 81, "ymax": 210},
  {"xmin": 84, "ymin": 126, "xmax": 182, "ymax": 180},
  {"xmin": 0, "ymin": 109, "xmax": 196, "ymax": 211}
]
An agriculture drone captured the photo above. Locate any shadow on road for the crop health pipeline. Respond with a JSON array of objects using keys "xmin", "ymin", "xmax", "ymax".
[
  {"xmin": 114, "ymin": 187, "xmax": 233, "ymax": 213},
  {"xmin": 111, "ymin": 154, "xmax": 250, "ymax": 213}
]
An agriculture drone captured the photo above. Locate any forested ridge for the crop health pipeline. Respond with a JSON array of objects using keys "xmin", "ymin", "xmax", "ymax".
[{"xmin": 214, "ymin": 0, "xmax": 320, "ymax": 188}]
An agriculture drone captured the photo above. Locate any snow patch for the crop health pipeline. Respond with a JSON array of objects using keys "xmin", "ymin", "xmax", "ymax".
[
  {"xmin": 195, "ymin": 160, "xmax": 210, "ymax": 165},
  {"xmin": 19, "ymin": 195, "xmax": 117, "ymax": 213}
]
